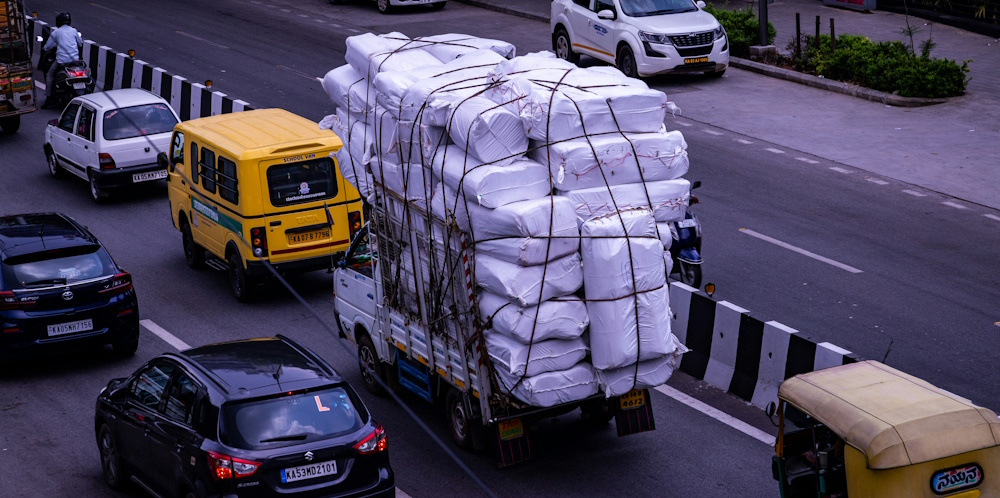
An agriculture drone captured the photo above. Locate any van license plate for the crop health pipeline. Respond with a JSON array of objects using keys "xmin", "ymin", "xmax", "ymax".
[
  {"xmin": 47, "ymin": 319, "xmax": 94, "ymax": 337},
  {"xmin": 133, "ymin": 170, "xmax": 167, "ymax": 183},
  {"xmin": 619, "ymin": 389, "xmax": 647, "ymax": 410},
  {"xmin": 280, "ymin": 460, "xmax": 337, "ymax": 483},
  {"xmin": 72, "ymin": 82, "xmax": 86, "ymax": 90},
  {"xmin": 289, "ymin": 229, "xmax": 331, "ymax": 244},
  {"xmin": 684, "ymin": 57, "xmax": 709, "ymax": 64}
]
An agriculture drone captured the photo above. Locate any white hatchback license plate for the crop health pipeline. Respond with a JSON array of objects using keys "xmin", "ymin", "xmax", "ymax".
[
  {"xmin": 47, "ymin": 319, "xmax": 93, "ymax": 337},
  {"xmin": 281, "ymin": 460, "xmax": 337, "ymax": 483},
  {"xmin": 72, "ymin": 82, "xmax": 86, "ymax": 90},
  {"xmin": 133, "ymin": 170, "xmax": 167, "ymax": 183},
  {"xmin": 678, "ymin": 218, "xmax": 697, "ymax": 228},
  {"xmin": 418, "ymin": 0, "xmax": 432, "ymax": 3}
]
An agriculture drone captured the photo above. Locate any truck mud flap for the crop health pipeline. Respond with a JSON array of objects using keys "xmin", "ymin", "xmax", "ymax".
[
  {"xmin": 614, "ymin": 389, "xmax": 656, "ymax": 437},
  {"xmin": 494, "ymin": 418, "xmax": 531, "ymax": 468}
]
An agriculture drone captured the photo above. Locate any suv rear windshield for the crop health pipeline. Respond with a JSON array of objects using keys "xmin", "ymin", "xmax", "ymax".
[
  {"xmin": 103, "ymin": 103, "xmax": 178, "ymax": 140},
  {"xmin": 266, "ymin": 158, "xmax": 339, "ymax": 207},
  {"xmin": 219, "ymin": 386, "xmax": 369, "ymax": 450},
  {"xmin": 1, "ymin": 246, "xmax": 115, "ymax": 288}
]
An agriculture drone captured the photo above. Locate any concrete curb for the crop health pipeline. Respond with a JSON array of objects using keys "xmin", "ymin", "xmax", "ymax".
[
  {"xmin": 669, "ymin": 282, "xmax": 858, "ymax": 410},
  {"xmin": 729, "ymin": 57, "xmax": 955, "ymax": 107},
  {"xmin": 453, "ymin": 0, "xmax": 549, "ymax": 23}
]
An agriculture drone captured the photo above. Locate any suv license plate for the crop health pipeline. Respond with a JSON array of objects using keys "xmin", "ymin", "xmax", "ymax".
[
  {"xmin": 281, "ymin": 460, "xmax": 337, "ymax": 483},
  {"xmin": 72, "ymin": 82, "xmax": 86, "ymax": 90},
  {"xmin": 288, "ymin": 229, "xmax": 330, "ymax": 244},
  {"xmin": 684, "ymin": 57, "xmax": 709, "ymax": 64},
  {"xmin": 133, "ymin": 170, "xmax": 167, "ymax": 183},
  {"xmin": 47, "ymin": 319, "xmax": 94, "ymax": 337}
]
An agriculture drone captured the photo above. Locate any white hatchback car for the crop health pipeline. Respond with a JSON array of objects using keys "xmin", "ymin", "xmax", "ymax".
[
  {"xmin": 43, "ymin": 88, "xmax": 180, "ymax": 203},
  {"xmin": 552, "ymin": 0, "xmax": 729, "ymax": 78}
]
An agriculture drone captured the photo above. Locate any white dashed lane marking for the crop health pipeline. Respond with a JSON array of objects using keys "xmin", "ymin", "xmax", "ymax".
[
  {"xmin": 866, "ymin": 178, "xmax": 889, "ymax": 185},
  {"xmin": 984, "ymin": 214, "xmax": 1000, "ymax": 222},
  {"xmin": 942, "ymin": 201, "xmax": 968, "ymax": 210},
  {"xmin": 736, "ymin": 139, "xmax": 753, "ymax": 145},
  {"xmin": 176, "ymin": 31, "xmax": 229, "ymax": 49},
  {"xmin": 676, "ymin": 122, "xmax": 692, "ymax": 127},
  {"xmin": 764, "ymin": 148, "xmax": 785, "ymax": 154},
  {"xmin": 829, "ymin": 167, "xmax": 851, "ymax": 174},
  {"xmin": 348, "ymin": 28, "xmax": 361, "ymax": 33},
  {"xmin": 90, "ymin": 3, "xmax": 136, "ymax": 18},
  {"xmin": 655, "ymin": 386, "xmax": 774, "ymax": 445},
  {"xmin": 902, "ymin": 190, "xmax": 927, "ymax": 197},
  {"xmin": 740, "ymin": 229, "xmax": 863, "ymax": 273},
  {"xmin": 703, "ymin": 129, "xmax": 723, "ymax": 136},
  {"xmin": 315, "ymin": 19, "xmax": 326, "ymax": 22},
  {"xmin": 795, "ymin": 157, "xmax": 819, "ymax": 164}
]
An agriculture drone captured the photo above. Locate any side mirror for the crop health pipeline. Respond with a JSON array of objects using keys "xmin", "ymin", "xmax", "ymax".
[
  {"xmin": 47, "ymin": 119, "xmax": 59, "ymax": 127},
  {"xmin": 696, "ymin": 0, "xmax": 706, "ymax": 8},
  {"xmin": 765, "ymin": 401, "xmax": 776, "ymax": 418},
  {"xmin": 157, "ymin": 151, "xmax": 172, "ymax": 172},
  {"xmin": 597, "ymin": 9, "xmax": 616, "ymax": 20}
]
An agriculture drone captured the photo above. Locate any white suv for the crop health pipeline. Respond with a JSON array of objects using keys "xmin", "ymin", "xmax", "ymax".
[
  {"xmin": 43, "ymin": 88, "xmax": 180, "ymax": 203},
  {"xmin": 551, "ymin": 0, "xmax": 729, "ymax": 78}
]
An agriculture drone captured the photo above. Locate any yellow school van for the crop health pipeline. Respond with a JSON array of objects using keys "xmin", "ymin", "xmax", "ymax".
[{"xmin": 159, "ymin": 108, "xmax": 363, "ymax": 301}]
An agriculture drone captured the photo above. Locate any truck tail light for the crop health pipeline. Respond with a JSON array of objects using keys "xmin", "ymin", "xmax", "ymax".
[
  {"xmin": 207, "ymin": 450, "xmax": 260, "ymax": 480},
  {"xmin": 251, "ymin": 227, "xmax": 268, "ymax": 257},
  {"xmin": 99, "ymin": 272, "xmax": 133, "ymax": 294},
  {"xmin": 354, "ymin": 423, "xmax": 387, "ymax": 455},
  {"xmin": 99, "ymin": 153, "xmax": 116, "ymax": 170},
  {"xmin": 348, "ymin": 211, "xmax": 362, "ymax": 240},
  {"xmin": 0, "ymin": 290, "xmax": 37, "ymax": 310}
]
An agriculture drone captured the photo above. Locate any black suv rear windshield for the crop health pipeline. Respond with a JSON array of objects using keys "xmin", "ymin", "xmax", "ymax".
[
  {"xmin": 103, "ymin": 103, "xmax": 178, "ymax": 140},
  {"xmin": 220, "ymin": 386, "xmax": 368, "ymax": 450},
  {"xmin": 1, "ymin": 246, "xmax": 115, "ymax": 288},
  {"xmin": 266, "ymin": 158, "xmax": 339, "ymax": 207}
]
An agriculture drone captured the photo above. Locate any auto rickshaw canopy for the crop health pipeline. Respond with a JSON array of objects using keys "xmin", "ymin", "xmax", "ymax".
[{"xmin": 778, "ymin": 360, "xmax": 1000, "ymax": 470}]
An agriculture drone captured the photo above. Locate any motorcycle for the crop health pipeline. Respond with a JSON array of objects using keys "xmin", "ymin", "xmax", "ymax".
[
  {"xmin": 37, "ymin": 34, "xmax": 95, "ymax": 108},
  {"xmin": 669, "ymin": 180, "xmax": 703, "ymax": 289}
]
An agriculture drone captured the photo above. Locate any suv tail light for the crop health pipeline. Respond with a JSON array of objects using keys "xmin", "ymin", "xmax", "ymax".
[
  {"xmin": 207, "ymin": 450, "xmax": 261, "ymax": 480},
  {"xmin": 250, "ymin": 227, "xmax": 268, "ymax": 257},
  {"xmin": 99, "ymin": 272, "xmax": 133, "ymax": 294},
  {"xmin": 348, "ymin": 211, "xmax": 362, "ymax": 240},
  {"xmin": 0, "ymin": 290, "xmax": 38, "ymax": 310},
  {"xmin": 354, "ymin": 423, "xmax": 387, "ymax": 455},
  {"xmin": 99, "ymin": 153, "xmax": 116, "ymax": 170}
]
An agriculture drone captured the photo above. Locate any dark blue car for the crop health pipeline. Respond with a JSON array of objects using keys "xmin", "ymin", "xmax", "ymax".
[{"xmin": 0, "ymin": 212, "xmax": 139, "ymax": 362}]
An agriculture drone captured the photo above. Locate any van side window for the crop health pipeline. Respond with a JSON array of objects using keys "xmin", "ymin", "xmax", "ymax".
[
  {"xmin": 217, "ymin": 156, "xmax": 238, "ymax": 205},
  {"xmin": 573, "ymin": 0, "xmax": 590, "ymax": 7},
  {"xmin": 200, "ymin": 147, "xmax": 217, "ymax": 194},
  {"xmin": 170, "ymin": 132, "xmax": 185, "ymax": 165},
  {"xmin": 190, "ymin": 142, "xmax": 199, "ymax": 184}
]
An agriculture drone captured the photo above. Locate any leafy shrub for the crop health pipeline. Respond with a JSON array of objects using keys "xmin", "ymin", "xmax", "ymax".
[
  {"xmin": 704, "ymin": 4, "xmax": 776, "ymax": 58},
  {"xmin": 788, "ymin": 34, "xmax": 970, "ymax": 97}
]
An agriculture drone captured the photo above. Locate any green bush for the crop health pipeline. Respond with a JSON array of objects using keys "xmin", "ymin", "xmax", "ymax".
[
  {"xmin": 790, "ymin": 34, "xmax": 970, "ymax": 97},
  {"xmin": 703, "ymin": 4, "xmax": 776, "ymax": 58}
]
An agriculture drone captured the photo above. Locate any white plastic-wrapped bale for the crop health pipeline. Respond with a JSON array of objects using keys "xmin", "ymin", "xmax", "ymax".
[
  {"xmin": 486, "ymin": 331, "xmax": 588, "ymax": 377},
  {"xmin": 369, "ymin": 157, "xmax": 433, "ymax": 203},
  {"xmin": 581, "ymin": 209, "xmax": 676, "ymax": 370},
  {"xmin": 560, "ymin": 178, "xmax": 690, "ymax": 224},
  {"xmin": 595, "ymin": 349, "xmax": 686, "ymax": 397},
  {"xmin": 494, "ymin": 362, "xmax": 599, "ymax": 407},
  {"xmin": 328, "ymin": 109, "xmax": 374, "ymax": 198},
  {"xmin": 475, "ymin": 252, "xmax": 583, "ymax": 307},
  {"xmin": 322, "ymin": 64, "xmax": 374, "ymax": 117},
  {"xmin": 529, "ymin": 128, "xmax": 689, "ymax": 191},
  {"xmin": 415, "ymin": 33, "xmax": 516, "ymax": 62},
  {"xmin": 345, "ymin": 32, "xmax": 443, "ymax": 81},
  {"xmin": 430, "ymin": 145, "xmax": 550, "ymax": 209},
  {"xmin": 479, "ymin": 292, "xmax": 588, "ymax": 343},
  {"xmin": 447, "ymin": 96, "xmax": 527, "ymax": 167}
]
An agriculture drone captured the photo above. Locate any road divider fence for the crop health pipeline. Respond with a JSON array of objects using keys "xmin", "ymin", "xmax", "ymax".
[{"xmin": 28, "ymin": 17, "xmax": 252, "ymax": 120}]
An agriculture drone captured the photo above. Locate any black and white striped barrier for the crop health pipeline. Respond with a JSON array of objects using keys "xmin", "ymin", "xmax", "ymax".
[
  {"xmin": 670, "ymin": 282, "xmax": 857, "ymax": 409},
  {"xmin": 28, "ymin": 18, "xmax": 252, "ymax": 120}
]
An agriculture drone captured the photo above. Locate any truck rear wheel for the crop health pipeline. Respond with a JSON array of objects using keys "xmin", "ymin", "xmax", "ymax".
[
  {"xmin": 446, "ymin": 389, "xmax": 474, "ymax": 449},
  {"xmin": 358, "ymin": 334, "xmax": 386, "ymax": 396}
]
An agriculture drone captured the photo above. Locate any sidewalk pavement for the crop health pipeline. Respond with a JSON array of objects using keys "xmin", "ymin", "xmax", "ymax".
[{"xmin": 454, "ymin": 0, "xmax": 1000, "ymax": 211}]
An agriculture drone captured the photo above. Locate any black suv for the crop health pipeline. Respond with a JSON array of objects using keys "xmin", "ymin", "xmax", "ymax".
[
  {"xmin": 0, "ymin": 212, "xmax": 139, "ymax": 362},
  {"xmin": 94, "ymin": 335, "xmax": 395, "ymax": 498}
]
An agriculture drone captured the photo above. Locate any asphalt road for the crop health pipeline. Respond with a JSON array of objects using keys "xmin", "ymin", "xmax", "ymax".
[{"xmin": 2, "ymin": 0, "xmax": 998, "ymax": 496}]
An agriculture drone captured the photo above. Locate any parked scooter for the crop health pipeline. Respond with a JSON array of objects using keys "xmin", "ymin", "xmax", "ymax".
[
  {"xmin": 37, "ymin": 34, "xmax": 94, "ymax": 108},
  {"xmin": 669, "ymin": 180, "xmax": 703, "ymax": 289}
]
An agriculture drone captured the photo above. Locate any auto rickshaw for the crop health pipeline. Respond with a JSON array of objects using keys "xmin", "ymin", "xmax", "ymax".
[{"xmin": 768, "ymin": 360, "xmax": 1000, "ymax": 497}]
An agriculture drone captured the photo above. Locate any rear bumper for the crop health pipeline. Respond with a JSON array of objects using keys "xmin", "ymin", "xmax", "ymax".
[
  {"xmin": 245, "ymin": 254, "xmax": 342, "ymax": 278},
  {"xmin": 94, "ymin": 163, "xmax": 167, "ymax": 191},
  {"xmin": 0, "ymin": 309, "xmax": 139, "ymax": 362}
]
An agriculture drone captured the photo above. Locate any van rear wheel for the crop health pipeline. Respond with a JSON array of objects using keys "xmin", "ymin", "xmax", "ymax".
[{"xmin": 228, "ymin": 253, "xmax": 253, "ymax": 302}]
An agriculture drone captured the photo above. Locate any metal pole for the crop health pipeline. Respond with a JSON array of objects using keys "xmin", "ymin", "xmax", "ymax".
[
  {"xmin": 831, "ymin": 18, "xmax": 836, "ymax": 53},
  {"xmin": 815, "ymin": 16, "xmax": 820, "ymax": 50},
  {"xmin": 759, "ymin": 0, "xmax": 769, "ymax": 46},
  {"xmin": 796, "ymin": 13, "xmax": 801, "ymax": 59}
]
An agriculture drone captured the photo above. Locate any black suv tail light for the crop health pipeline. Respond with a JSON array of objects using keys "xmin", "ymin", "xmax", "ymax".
[
  {"xmin": 348, "ymin": 211, "xmax": 362, "ymax": 240},
  {"xmin": 99, "ymin": 153, "xmax": 116, "ymax": 170},
  {"xmin": 207, "ymin": 450, "xmax": 261, "ymax": 480},
  {"xmin": 99, "ymin": 272, "xmax": 133, "ymax": 294},
  {"xmin": 250, "ymin": 227, "xmax": 268, "ymax": 257},
  {"xmin": 0, "ymin": 290, "xmax": 38, "ymax": 310},
  {"xmin": 354, "ymin": 423, "xmax": 387, "ymax": 455}
]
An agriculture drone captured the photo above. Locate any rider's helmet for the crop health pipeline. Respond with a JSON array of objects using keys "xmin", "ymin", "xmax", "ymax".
[{"xmin": 55, "ymin": 12, "xmax": 71, "ymax": 27}]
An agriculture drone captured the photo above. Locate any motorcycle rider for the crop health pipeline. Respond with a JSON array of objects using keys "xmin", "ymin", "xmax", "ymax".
[{"xmin": 41, "ymin": 12, "xmax": 83, "ymax": 109}]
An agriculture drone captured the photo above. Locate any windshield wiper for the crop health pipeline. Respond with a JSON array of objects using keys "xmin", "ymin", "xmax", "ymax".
[
  {"xmin": 259, "ymin": 434, "xmax": 309, "ymax": 443},
  {"xmin": 24, "ymin": 278, "xmax": 67, "ymax": 287}
]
